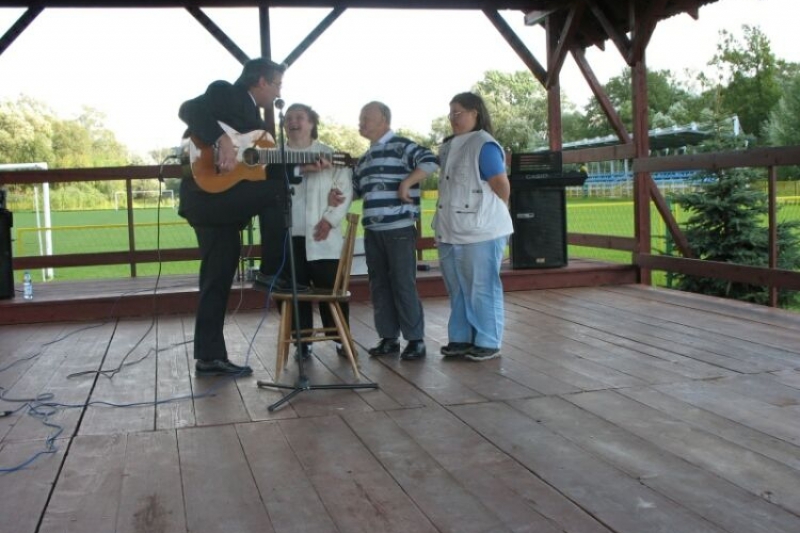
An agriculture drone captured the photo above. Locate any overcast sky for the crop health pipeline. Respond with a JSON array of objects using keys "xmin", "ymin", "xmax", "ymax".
[{"xmin": 0, "ymin": 0, "xmax": 793, "ymax": 157}]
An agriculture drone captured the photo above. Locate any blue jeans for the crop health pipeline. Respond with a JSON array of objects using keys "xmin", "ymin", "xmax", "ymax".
[{"xmin": 438, "ymin": 237, "xmax": 506, "ymax": 349}]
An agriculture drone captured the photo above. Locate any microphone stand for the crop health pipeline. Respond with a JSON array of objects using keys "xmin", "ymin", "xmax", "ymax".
[{"xmin": 257, "ymin": 100, "xmax": 377, "ymax": 412}]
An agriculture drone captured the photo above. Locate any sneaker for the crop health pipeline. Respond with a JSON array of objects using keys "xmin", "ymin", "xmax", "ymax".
[
  {"xmin": 464, "ymin": 346, "xmax": 500, "ymax": 362},
  {"xmin": 195, "ymin": 359, "xmax": 253, "ymax": 376},
  {"xmin": 440, "ymin": 342, "xmax": 472, "ymax": 357},
  {"xmin": 368, "ymin": 338, "xmax": 400, "ymax": 357},
  {"xmin": 253, "ymin": 272, "xmax": 309, "ymax": 293}
]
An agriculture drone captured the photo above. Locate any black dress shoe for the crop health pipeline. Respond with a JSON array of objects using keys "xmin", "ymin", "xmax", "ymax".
[
  {"xmin": 368, "ymin": 338, "xmax": 400, "ymax": 357},
  {"xmin": 400, "ymin": 340, "xmax": 426, "ymax": 361},
  {"xmin": 253, "ymin": 272, "xmax": 309, "ymax": 293},
  {"xmin": 195, "ymin": 359, "xmax": 253, "ymax": 376}
]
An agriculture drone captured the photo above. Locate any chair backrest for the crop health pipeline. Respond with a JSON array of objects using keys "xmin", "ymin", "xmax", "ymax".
[{"xmin": 331, "ymin": 213, "xmax": 360, "ymax": 296}]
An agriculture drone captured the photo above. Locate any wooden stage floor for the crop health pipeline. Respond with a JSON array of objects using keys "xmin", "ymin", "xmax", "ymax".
[{"xmin": 1, "ymin": 285, "xmax": 799, "ymax": 533}]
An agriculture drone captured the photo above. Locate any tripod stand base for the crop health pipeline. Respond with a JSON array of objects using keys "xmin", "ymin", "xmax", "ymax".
[{"xmin": 257, "ymin": 379, "xmax": 379, "ymax": 411}]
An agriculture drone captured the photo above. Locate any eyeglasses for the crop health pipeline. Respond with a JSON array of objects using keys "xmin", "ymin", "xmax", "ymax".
[{"xmin": 447, "ymin": 111, "xmax": 463, "ymax": 120}]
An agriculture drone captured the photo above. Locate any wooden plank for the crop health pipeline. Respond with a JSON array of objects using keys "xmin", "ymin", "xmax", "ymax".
[
  {"xmin": 535, "ymin": 289, "xmax": 800, "ymax": 366},
  {"xmin": 0, "ymin": 438, "xmax": 67, "ymax": 533},
  {"xmin": 387, "ymin": 406, "xmax": 614, "ymax": 533},
  {"xmin": 3, "ymin": 321, "xmax": 116, "ymax": 443},
  {"xmin": 512, "ymin": 395, "xmax": 800, "ymax": 533},
  {"xmin": 155, "ymin": 316, "xmax": 196, "ymax": 430},
  {"xmin": 236, "ymin": 421, "xmax": 340, "ymax": 533},
  {"xmin": 619, "ymin": 386, "xmax": 800, "ymax": 472},
  {"xmin": 503, "ymin": 303, "xmax": 696, "ymax": 384},
  {"xmin": 606, "ymin": 285, "xmax": 800, "ymax": 331},
  {"xmin": 178, "ymin": 425, "xmax": 273, "ymax": 533},
  {"xmin": 39, "ymin": 434, "xmax": 127, "ymax": 533},
  {"xmin": 561, "ymin": 287, "xmax": 800, "ymax": 360},
  {"xmin": 421, "ymin": 298, "xmax": 549, "ymax": 401},
  {"xmin": 349, "ymin": 304, "xmax": 486, "ymax": 406},
  {"xmin": 279, "ymin": 415, "xmax": 439, "ymax": 533},
  {"xmin": 79, "ymin": 318, "xmax": 158, "ymax": 435},
  {"xmin": 507, "ymin": 299, "xmax": 731, "ymax": 381},
  {"xmin": 505, "ymin": 295, "xmax": 739, "ymax": 379},
  {"xmin": 508, "ymin": 291, "xmax": 780, "ymax": 374},
  {"xmin": 653, "ymin": 380, "xmax": 800, "ymax": 447},
  {"xmin": 344, "ymin": 410, "xmax": 514, "ymax": 533},
  {"xmin": 450, "ymin": 401, "xmax": 726, "ymax": 533},
  {"xmin": 771, "ymin": 369, "xmax": 800, "ymax": 390},
  {"xmin": 569, "ymin": 389, "xmax": 800, "ymax": 516},
  {"xmin": 117, "ymin": 430, "xmax": 187, "ymax": 533}
]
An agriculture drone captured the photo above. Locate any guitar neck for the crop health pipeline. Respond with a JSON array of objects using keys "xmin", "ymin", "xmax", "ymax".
[{"xmin": 249, "ymin": 149, "xmax": 331, "ymax": 165}]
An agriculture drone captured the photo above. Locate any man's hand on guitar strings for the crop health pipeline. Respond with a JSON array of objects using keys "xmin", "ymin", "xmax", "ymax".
[{"xmin": 216, "ymin": 135, "xmax": 237, "ymax": 174}]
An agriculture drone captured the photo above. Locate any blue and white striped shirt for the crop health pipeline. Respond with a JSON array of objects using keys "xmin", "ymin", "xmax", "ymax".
[{"xmin": 353, "ymin": 131, "xmax": 439, "ymax": 231}]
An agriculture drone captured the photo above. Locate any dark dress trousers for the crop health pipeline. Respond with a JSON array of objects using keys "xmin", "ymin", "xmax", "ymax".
[{"xmin": 179, "ymin": 81, "xmax": 286, "ymax": 361}]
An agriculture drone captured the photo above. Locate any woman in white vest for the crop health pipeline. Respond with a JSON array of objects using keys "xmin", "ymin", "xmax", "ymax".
[
  {"xmin": 433, "ymin": 92, "xmax": 513, "ymax": 361},
  {"xmin": 284, "ymin": 103, "xmax": 353, "ymax": 359}
]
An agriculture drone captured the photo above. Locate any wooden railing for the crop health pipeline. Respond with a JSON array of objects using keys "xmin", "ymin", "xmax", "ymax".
[
  {"xmin": 565, "ymin": 144, "xmax": 800, "ymax": 305},
  {"xmin": 4, "ymin": 147, "xmax": 800, "ymax": 307}
]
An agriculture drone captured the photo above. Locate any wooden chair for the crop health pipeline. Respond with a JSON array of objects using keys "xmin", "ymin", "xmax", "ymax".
[{"xmin": 272, "ymin": 213, "xmax": 361, "ymax": 378}]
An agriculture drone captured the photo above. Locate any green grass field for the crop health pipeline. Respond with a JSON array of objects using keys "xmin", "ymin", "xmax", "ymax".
[{"xmin": 10, "ymin": 197, "xmax": 800, "ymax": 288}]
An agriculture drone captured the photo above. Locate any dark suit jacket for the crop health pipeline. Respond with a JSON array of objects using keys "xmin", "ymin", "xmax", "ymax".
[{"xmin": 179, "ymin": 81, "xmax": 266, "ymax": 146}]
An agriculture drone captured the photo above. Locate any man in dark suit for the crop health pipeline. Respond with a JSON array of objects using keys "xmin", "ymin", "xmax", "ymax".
[{"xmin": 179, "ymin": 58, "xmax": 292, "ymax": 376}]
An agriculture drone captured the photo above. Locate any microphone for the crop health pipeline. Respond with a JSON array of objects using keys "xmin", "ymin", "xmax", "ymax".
[{"xmin": 274, "ymin": 98, "xmax": 285, "ymax": 110}]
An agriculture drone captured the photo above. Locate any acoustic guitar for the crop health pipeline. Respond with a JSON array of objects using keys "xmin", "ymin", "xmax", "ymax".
[{"xmin": 181, "ymin": 122, "xmax": 354, "ymax": 193}]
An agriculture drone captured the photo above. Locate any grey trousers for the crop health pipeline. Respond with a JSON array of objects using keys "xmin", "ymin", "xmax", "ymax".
[{"xmin": 364, "ymin": 226, "xmax": 425, "ymax": 341}]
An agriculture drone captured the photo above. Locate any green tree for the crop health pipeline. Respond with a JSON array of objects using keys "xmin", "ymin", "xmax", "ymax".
[
  {"xmin": 472, "ymin": 70, "xmax": 549, "ymax": 152},
  {"xmin": 672, "ymin": 119, "xmax": 800, "ymax": 307},
  {"xmin": 764, "ymin": 72, "xmax": 800, "ymax": 179},
  {"xmin": 0, "ymin": 95, "xmax": 55, "ymax": 164},
  {"xmin": 318, "ymin": 120, "xmax": 368, "ymax": 160},
  {"xmin": 582, "ymin": 68, "xmax": 705, "ymax": 138},
  {"xmin": 706, "ymin": 25, "xmax": 782, "ymax": 143}
]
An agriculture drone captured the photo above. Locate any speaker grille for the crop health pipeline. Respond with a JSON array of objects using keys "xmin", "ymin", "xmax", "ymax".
[
  {"xmin": 510, "ymin": 188, "xmax": 567, "ymax": 269},
  {"xmin": 0, "ymin": 210, "xmax": 13, "ymax": 299}
]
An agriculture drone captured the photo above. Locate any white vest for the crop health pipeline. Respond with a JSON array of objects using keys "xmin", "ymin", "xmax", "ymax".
[{"xmin": 433, "ymin": 130, "xmax": 513, "ymax": 244}]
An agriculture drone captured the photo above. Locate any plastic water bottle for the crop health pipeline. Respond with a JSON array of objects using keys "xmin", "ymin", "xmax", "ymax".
[{"xmin": 22, "ymin": 271, "xmax": 33, "ymax": 300}]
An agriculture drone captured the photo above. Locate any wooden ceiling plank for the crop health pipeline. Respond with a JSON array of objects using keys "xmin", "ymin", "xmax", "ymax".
[
  {"xmin": 585, "ymin": 0, "xmax": 631, "ymax": 63},
  {"xmin": 545, "ymin": 3, "xmax": 585, "ymax": 89},
  {"xmin": 186, "ymin": 6, "xmax": 250, "ymax": 65},
  {"xmin": 571, "ymin": 47, "xmax": 632, "ymax": 143},
  {"xmin": 628, "ymin": 0, "xmax": 668, "ymax": 65},
  {"xmin": 0, "ymin": 7, "xmax": 43, "ymax": 56},
  {"xmin": 483, "ymin": 9, "xmax": 548, "ymax": 86},
  {"xmin": 282, "ymin": 6, "xmax": 346, "ymax": 67}
]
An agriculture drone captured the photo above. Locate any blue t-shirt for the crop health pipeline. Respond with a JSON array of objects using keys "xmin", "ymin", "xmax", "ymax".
[{"xmin": 478, "ymin": 143, "xmax": 506, "ymax": 181}]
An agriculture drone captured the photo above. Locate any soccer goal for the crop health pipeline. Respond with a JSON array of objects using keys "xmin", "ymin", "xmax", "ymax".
[{"xmin": 114, "ymin": 189, "xmax": 175, "ymax": 210}]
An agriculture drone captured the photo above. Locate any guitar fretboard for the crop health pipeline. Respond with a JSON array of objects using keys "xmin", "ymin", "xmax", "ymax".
[{"xmin": 244, "ymin": 148, "xmax": 331, "ymax": 165}]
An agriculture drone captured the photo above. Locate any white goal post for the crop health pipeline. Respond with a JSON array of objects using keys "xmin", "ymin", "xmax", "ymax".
[{"xmin": 114, "ymin": 189, "xmax": 175, "ymax": 210}]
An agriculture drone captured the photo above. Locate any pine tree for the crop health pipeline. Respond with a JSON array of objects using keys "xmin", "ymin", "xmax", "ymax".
[{"xmin": 672, "ymin": 120, "xmax": 800, "ymax": 306}]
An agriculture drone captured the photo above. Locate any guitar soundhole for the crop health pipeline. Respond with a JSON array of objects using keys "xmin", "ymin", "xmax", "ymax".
[{"xmin": 242, "ymin": 148, "xmax": 259, "ymax": 166}]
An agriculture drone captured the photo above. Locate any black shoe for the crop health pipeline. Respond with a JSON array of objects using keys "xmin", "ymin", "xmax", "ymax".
[
  {"xmin": 253, "ymin": 272, "xmax": 309, "ymax": 293},
  {"xmin": 401, "ymin": 340, "xmax": 426, "ymax": 361},
  {"xmin": 195, "ymin": 359, "xmax": 253, "ymax": 376},
  {"xmin": 440, "ymin": 342, "xmax": 472, "ymax": 358},
  {"xmin": 464, "ymin": 346, "xmax": 501, "ymax": 362},
  {"xmin": 368, "ymin": 338, "xmax": 400, "ymax": 357}
]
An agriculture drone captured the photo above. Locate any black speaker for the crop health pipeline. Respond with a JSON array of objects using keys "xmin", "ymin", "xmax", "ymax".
[
  {"xmin": 510, "ymin": 187, "xmax": 567, "ymax": 269},
  {"xmin": 0, "ymin": 209, "xmax": 13, "ymax": 299}
]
